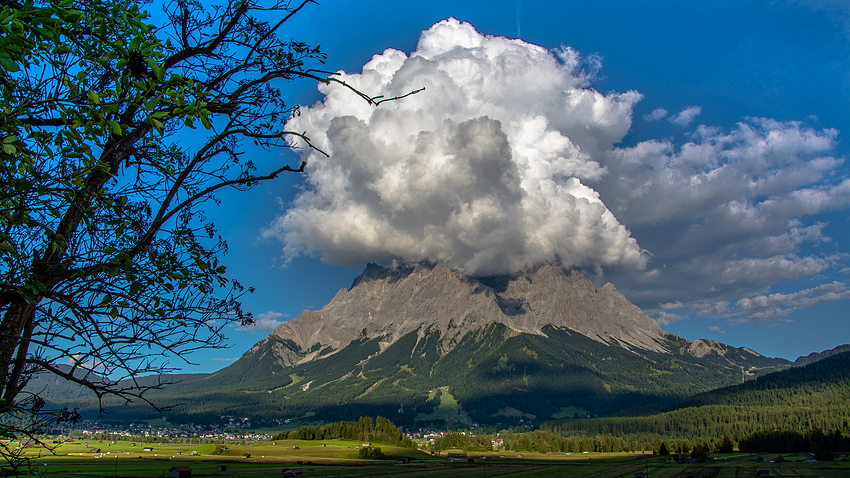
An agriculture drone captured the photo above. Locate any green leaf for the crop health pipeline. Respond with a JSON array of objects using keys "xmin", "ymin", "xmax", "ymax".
[
  {"xmin": 87, "ymin": 90, "xmax": 100, "ymax": 104},
  {"xmin": 107, "ymin": 120, "xmax": 122, "ymax": 135},
  {"xmin": 2, "ymin": 143, "xmax": 15, "ymax": 154},
  {"xmin": 53, "ymin": 44, "xmax": 73, "ymax": 55},
  {"xmin": 145, "ymin": 97, "xmax": 160, "ymax": 110},
  {"xmin": 0, "ymin": 57, "xmax": 20, "ymax": 73}
]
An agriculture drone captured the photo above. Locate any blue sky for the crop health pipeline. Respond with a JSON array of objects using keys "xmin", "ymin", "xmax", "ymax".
[{"xmin": 181, "ymin": 0, "xmax": 849, "ymax": 373}]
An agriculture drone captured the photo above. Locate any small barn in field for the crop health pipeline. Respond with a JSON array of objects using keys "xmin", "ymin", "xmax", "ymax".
[
  {"xmin": 282, "ymin": 467, "xmax": 304, "ymax": 478},
  {"xmin": 169, "ymin": 466, "xmax": 192, "ymax": 478}
]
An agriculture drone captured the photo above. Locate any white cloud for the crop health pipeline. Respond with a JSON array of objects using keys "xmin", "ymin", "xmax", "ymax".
[
  {"xmin": 239, "ymin": 311, "xmax": 289, "ymax": 333},
  {"xmin": 654, "ymin": 311, "xmax": 683, "ymax": 326},
  {"xmin": 668, "ymin": 105, "xmax": 702, "ymax": 126},
  {"xmin": 264, "ymin": 18, "xmax": 849, "ymax": 323},
  {"xmin": 728, "ymin": 281, "xmax": 850, "ymax": 322},
  {"xmin": 644, "ymin": 108, "xmax": 668, "ymax": 122},
  {"xmin": 267, "ymin": 18, "xmax": 645, "ymax": 276}
]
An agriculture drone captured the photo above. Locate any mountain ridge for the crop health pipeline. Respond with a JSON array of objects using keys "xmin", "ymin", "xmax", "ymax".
[{"xmin": 252, "ymin": 261, "xmax": 671, "ymax": 373}]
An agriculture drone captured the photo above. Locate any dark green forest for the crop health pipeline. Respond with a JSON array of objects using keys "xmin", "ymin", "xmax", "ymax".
[
  {"xmin": 540, "ymin": 350, "xmax": 850, "ymax": 441},
  {"xmin": 273, "ymin": 416, "xmax": 416, "ymax": 449}
]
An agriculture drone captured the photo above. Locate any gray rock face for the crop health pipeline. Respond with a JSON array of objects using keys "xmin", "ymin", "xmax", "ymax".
[
  {"xmin": 686, "ymin": 338, "xmax": 765, "ymax": 360},
  {"xmin": 794, "ymin": 343, "xmax": 850, "ymax": 367},
  {"xmin": 270, "ymin": 261, "xmax": 671, "ymax": 365}
]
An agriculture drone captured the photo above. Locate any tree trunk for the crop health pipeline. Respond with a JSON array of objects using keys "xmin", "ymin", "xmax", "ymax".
[{"xmin": 0, "ymin": 297, "xmax": 38, "ymax": 414}]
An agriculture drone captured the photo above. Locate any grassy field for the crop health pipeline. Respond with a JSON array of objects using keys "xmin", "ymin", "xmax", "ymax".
[{"xmin": 14, "ymin": 439, "xmax": 850, "ymax": 477}]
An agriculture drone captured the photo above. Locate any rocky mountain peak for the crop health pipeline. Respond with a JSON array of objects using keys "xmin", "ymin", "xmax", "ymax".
[{"xmin": 267, "ymin": 261, "xmax": 671, "ymax": 366}]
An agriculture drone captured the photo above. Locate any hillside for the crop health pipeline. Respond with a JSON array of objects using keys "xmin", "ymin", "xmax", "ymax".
[{"xmin": 542, "ymin": 349, "xmax": 850, "ymax": 439}]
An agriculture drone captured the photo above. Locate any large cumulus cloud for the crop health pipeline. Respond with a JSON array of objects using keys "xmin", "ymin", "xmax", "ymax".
[
  {"xmin": 266, "ymin": 18, "xmax": 645, "ymax": 276},
  {"xmin": 264, "ymin": 18, "xmax": 849, "ymax": 322}
]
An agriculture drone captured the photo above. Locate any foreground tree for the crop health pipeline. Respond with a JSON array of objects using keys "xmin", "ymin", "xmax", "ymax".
[{"xmin": 0, "ymin": 0, "xmax": 414, "ymax": 471}]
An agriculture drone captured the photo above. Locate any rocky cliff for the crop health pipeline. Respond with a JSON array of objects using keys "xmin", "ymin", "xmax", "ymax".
[{"xmin": 261, "ymin": 261, "xmax": 670, "ymax": 367}]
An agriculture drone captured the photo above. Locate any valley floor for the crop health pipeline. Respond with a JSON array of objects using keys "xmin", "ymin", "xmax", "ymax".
[{"xmin": 12, "ymin": 439, "xmax": 850, "ymax": 477}]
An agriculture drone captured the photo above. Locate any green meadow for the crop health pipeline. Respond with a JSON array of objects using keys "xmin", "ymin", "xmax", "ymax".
[{"xmin": 14, "ymin": 439, "xmax": 850, "ymax": 477}]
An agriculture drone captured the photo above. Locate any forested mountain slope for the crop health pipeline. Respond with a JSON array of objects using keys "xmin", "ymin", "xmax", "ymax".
[{"xmin": 542, "ymin": 350, "xmax": 850, "ymax": 439}]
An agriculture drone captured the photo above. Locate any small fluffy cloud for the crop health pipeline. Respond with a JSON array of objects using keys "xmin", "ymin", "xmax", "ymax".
[
  {"xmin": 669, "ymin": 106, "xmax": 702, "ymax": 126},
  {"xmin": 644, "ymin": 108, "xmax": 668, "ymax": 122},
  {"xmin": 266, "ymin": 18, "xmax": 849, "ymax": 323},
  {"xmin": 240, "ymin": 311, "xmax": 289, "ymax": 333},
  {"xmin": 267, "ymin": 18, "xmax": 645, "ymax": 276},
  {"xmin": 654, "ymin": 311, "xmax": 683, "ymax": 326}
]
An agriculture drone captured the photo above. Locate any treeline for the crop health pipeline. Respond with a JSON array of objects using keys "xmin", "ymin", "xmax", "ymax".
[
  {"xmin": 499, "ymin": 430, "xmax": 641, "ymax": 454},
  {"xmin": 738, "ymin": 429, "xmax": 850, "ymax": 455},
  {"xmin": 497, "ymin": 430, "xmax": 729, "ymax": 455},
  {"xmin": 433, "ymin": 432, "xmax": 493, "ymax": 452},
  {"xmin": 540, "ymin": 401, "xmax": 850, "ymax": 440},
  {"xmin": 439, "ymin": 428, "xmax": 850, "ymax": 457},
  {"xmin": 431, "ymin": 429, "xmax": 734, "ymax": 455},
  {"xmin": 274, "ymin": 416, "xmax": 415, "ymax": 449}
]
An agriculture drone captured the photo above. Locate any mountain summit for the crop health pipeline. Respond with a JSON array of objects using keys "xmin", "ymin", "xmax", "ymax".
[
  {"xmin": 201, "ymin": 262, "xmax": 790, "ymax": 425},
  {"xmin": 266, "ymin": 262, "xmax": 669, "ymax": 368}
]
